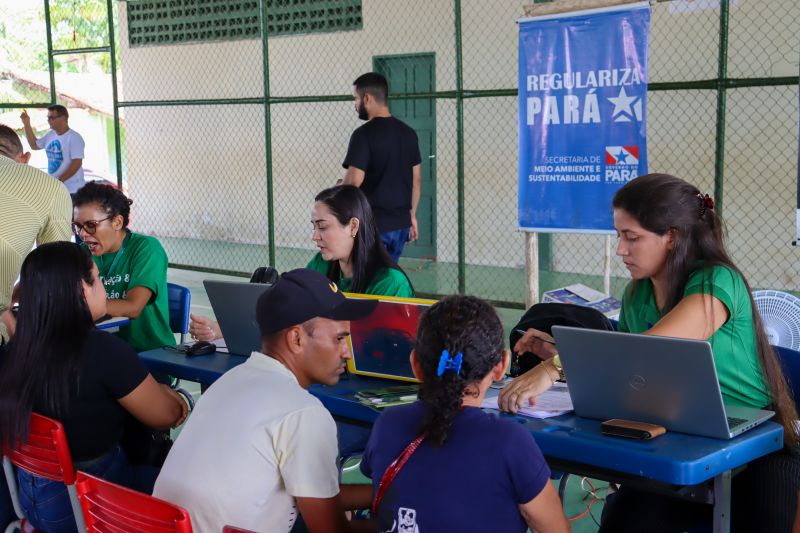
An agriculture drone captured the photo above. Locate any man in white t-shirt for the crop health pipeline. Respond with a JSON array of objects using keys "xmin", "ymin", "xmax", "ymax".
[
  {"xmin": 21, "ymin": 105, "xmax": 85, "ymax": 195},
  {"xmin": 154, "ymin": 269, "xmax": 377, "ymax": 533}
]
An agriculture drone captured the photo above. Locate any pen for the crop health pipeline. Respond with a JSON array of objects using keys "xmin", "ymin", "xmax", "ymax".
[{"xmin": 514, "ymin": 329, "xmax": 556, "ymax": 345}]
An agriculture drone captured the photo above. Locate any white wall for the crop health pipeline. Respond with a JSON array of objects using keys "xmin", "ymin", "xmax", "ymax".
[{"xmin": 118, "ymin": 0, "xmax": 799, "ymax": 289}]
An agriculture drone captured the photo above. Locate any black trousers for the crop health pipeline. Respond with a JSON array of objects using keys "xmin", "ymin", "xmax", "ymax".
[{"xmin": 600, "ymin": 446, "xmax": 800, "ymax": 533}]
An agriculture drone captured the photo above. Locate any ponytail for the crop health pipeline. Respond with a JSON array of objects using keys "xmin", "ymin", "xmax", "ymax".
[{"xmin": 415, "ymin": 296, "xmax": 504, "ymax": 446}]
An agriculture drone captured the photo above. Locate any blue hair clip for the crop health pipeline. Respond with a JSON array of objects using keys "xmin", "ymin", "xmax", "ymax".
[{"xmin": 437, "ymin": 349, "xmax": 463, "ymax": 377}]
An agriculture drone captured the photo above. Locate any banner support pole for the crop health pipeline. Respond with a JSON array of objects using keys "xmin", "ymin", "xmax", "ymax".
[
  {"xmin": 603, "ymin": 235, "xmax": 612, "ymax": 296},
  {"xmin": 526, "ymin": 233, "xmax": 540, "ymax": 308}
]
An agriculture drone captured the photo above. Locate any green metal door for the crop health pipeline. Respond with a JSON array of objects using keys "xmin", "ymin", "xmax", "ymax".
[{"xmin": 373, "ymin": 53, "xmax": 436, "ymax": 260}]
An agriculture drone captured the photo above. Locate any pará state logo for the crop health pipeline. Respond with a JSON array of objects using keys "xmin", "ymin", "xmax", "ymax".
[{"xmin": 605, "ymin": 146, "xmax": 639, "ymax": 182}]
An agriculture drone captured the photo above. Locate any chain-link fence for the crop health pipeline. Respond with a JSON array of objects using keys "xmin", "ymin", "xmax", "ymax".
[{"xmin": 1, "ymin": 0, "xmax": 798, "ymax": 307}]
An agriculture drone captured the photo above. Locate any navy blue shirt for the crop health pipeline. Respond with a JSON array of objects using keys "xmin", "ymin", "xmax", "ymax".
[{"xmin": 361, "ymin": 401, "xmax": 551, "ymax": 532}]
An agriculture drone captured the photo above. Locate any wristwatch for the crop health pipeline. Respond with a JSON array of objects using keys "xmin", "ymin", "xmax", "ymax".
[{"xmin": 551, "ymin": 354, "xmax": 566, "ymax": 381}]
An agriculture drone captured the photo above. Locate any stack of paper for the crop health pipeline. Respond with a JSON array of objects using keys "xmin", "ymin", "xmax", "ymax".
[
  {"xmin": 542, "ymin": 283, "xmax": 621, "ymax": 319},
  {"xmin": 481, "ymin": 382, "xmax": 573, "ymax": 419},
  {"xmin": 355, "ymin": 385, "xmax": 419, "ymax": 410}
]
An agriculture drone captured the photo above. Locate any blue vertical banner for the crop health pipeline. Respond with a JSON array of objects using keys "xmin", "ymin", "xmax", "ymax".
[{"xmin": 518, "ymin": 3, "xmax": 651, "ymax": 232}]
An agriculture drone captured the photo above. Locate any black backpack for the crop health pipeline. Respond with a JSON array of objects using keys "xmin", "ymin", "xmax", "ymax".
[
  {"xmin": 509, "ymin": 302, "xmax": 614, "ymax": 376},
  {"xmin": 249, "ymin": 266, "xmax": 280, "ymax": 285}
]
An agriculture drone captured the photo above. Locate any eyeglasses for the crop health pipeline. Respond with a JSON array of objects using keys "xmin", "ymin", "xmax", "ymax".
[{"xmin": 72, "ymin": 216, "xmax": 112, "ymax": 236}]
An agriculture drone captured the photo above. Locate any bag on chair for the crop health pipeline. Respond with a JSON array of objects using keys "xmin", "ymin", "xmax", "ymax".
[
  {"xmin": 509, "ymin": 303, "xmax": 614, "ymax": 376},
  {"xmin": 250, "ymin": 266, "xmax": 279, "ymax": 285}
]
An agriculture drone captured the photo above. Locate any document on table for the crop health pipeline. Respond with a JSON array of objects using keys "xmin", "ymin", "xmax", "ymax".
[
  {"xmin": 212, "ymin": 338, "xmax": 229, "ymax": 354},
  {"xmin": 481, "ymin": 382, "xmax": 573, "ymax": 419}
]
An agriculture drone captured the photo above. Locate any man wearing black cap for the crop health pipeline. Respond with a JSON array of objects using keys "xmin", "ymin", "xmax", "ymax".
[{"xmin": 154, "ymin": 269, "xmax": 377, "ymax": 533}]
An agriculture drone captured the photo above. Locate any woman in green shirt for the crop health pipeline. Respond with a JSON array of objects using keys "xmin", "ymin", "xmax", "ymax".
[
  {"xmin": 307, "ymin": 185, "xmax": 414, "ymax": 297},
  {"xmin": 189, "ymin": 185, "xmax": 414, "ymax": 342},
  {"xmin": 73, "ymin": 182, "xmax": 174, "ymax": 352},
  {"xmin": 499, "ymin": 174, "xmax": 798, "ymax": 531}
]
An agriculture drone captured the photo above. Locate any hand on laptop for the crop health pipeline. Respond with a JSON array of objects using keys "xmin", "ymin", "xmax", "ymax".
[
  {"xmin": 498, "ymin": 362, "xmax": 558, "ymax": 414},
  {"xmin": 189, "ymin": 313, "xmax": 222, "ymax": 342},
  {"xmin": 514, "ymin": 328, "xmax": 558, "ymax": 360}
]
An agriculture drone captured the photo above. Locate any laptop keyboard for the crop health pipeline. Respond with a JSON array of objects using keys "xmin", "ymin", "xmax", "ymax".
[{"xmin": 727, "ymin": 416, "xmax": 748, "ymax": 429}]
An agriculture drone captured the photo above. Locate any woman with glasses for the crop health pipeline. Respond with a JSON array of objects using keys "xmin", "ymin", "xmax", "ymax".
[
  {"xmin": 0, "ymin": 242, "xmax": 186, "ymax": 533},
  {"xmin": 72, "ymin": 181, "xmax": 174, "ymax": 352}
]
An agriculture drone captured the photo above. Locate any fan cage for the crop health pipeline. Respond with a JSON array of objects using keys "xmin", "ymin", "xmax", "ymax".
[{"xmin": 752, "ymin": 290, "xmax": 800, "ymax": 351}]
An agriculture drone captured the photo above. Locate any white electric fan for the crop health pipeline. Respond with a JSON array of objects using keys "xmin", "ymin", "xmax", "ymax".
[{"xmin": 752, "ymin": 290, "xmax": 800, "ymax": 350}]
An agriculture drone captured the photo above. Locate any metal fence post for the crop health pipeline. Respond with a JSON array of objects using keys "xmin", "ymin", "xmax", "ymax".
[
  {"xmin": 106, "ymin": 0, "xmax": 123, "ymax": 189},
  {"xmin": 454, "ymin": 0, "xmax": 466, "ymax": 294},
  {"xmin": 43, "ymin": 0, "xmax": 55, "ymax": 103},
  {"xmin": 713, "ymin": 0, "xmax": 730, "ymax": 215},
  {"xmin": 260, "ymin": 0, "xmax": 276, "ymax": 268}
]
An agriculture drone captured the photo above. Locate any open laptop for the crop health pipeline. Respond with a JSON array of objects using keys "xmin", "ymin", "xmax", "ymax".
[
  {"xmin": 204, "ymin": 280, "xmax": 274, "ymax": 356},
  {"xmin": 346, "ymin": 294, "xmax": 436, "ymax": 382},
  {"xmin": 551, "ymin": 326, "xmax": 774, "ymax": 439}
]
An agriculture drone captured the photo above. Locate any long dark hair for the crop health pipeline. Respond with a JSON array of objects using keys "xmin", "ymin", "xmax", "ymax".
[
  {"xmin": 314, "ymin": 185, "xmax": 411, "ymax": 293},
  {"xmin": 73, "ymin": 181, "xmax": 133, "ymax": 228},
  {"xmin": 0, "ymin": 242, "xmax": 96, "ymax": 448},
  {"xmin": 613, "ymin": 173, "xmax": 799, "ymax": 446},
  {"xmin": 415, "ymin": 295, "xmax": 504, "ymax": 446}
]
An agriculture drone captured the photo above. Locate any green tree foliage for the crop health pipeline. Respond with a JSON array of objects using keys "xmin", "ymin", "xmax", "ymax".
[
  {"xmin": 0, "ymin": 1, "xmax": 50, "ymax": 72},
  {"xmin": 50, "ymin": 0, "xmax": 108, "ymax": 51},
  {"xmin": 0, "ymin": 0, "xmax": 116, "ymax": 75}
]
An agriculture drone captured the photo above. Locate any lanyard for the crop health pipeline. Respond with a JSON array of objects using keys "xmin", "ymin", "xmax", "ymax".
[
  {"xmin": 372, "ymin": 434, "xmax": 425, "ymax": 516},
  {"xmin": 102, "ymin": 231, "xmax": 130, "ymax": 280}
]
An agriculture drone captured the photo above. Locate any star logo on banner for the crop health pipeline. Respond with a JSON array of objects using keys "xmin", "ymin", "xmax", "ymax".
[
  {"xmin": 615, "ymin": 149, "xmax": 629, "ymax": 164},
  {"xmin": 608, "ymin": 87, "xmax": 640, "ymax": 122}
]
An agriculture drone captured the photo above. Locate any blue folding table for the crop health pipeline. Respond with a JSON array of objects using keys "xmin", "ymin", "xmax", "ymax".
[
  {"xmin": 138, "ymin": 347, "xmax": 784, "ymax": 533},
  {"xmin": 95, "ymin": 316, "xmax": 130, "ymax": 333}
]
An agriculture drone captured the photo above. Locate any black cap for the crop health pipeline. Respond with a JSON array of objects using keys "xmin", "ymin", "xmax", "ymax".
[{"xmin": 256, "ymin": 268, "xmax": 377, "ymax": 335}]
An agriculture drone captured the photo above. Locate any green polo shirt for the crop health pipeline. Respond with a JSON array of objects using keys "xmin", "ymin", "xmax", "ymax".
[
  {"xmin": 89, "ymin": 231, "xmax": 175, "ymax": 351},
  {"xmin": 617, "ymin": 265, "xmax": 770, "ymax": 408},
  {"xmin": 306, "ymin": 253, "xmax": 415, "ymax": 298}
]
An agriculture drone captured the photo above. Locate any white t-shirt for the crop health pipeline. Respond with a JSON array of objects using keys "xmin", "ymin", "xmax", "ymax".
[
  {"xmin": 153, "ymin": 353, "xmax": 340, "ymax": 533},
  {"xmin": 37, "ymin": 129, "xmax": 85, "ymax": 193}
]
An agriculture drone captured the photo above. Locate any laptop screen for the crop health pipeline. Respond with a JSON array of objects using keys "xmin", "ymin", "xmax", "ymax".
[
  {"xmin": 346, "ymin": 294, "xmax": 436, "ymax": 382},
  {"xmin": 204, "ymin": 280, "xmax": 273, "ymax": 356}
]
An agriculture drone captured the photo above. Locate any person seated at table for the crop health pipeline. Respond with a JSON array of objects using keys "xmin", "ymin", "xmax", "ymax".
[
  {"xmin": 189, "ymin": 184, "xmax": 414, "ymax": 342},
  {"xmin": 0, "ymin": 242, "xmax": 186, "ymax": 533},
  {"xmin": 154, "ymin": 268, "xmax": 377, "ymax": 533},
  {"xmin": 73, "ymin": 181, "xmax": 174, "ymax": 352},
  {"xmin": 499, "ymin": 173, "xmax": 800, "ymax": 532},
  {"xmin": 360, "ymin": 294, "xmax": 569, "ymax": 532}
]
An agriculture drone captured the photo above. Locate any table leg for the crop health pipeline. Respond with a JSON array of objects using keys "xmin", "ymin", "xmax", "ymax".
[{"xmin": 712, "ymin": 470, "xmax": 732, "ymax": 533}]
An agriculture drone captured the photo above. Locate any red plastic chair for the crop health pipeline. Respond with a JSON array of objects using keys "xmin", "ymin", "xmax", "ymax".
[
  {"xmin": 2, "ymin": 412, "xmax": 84, "ymax": 532},
  {"xmin": 76, "ymin": 471, "xmax": 193, "ymax": 532}
]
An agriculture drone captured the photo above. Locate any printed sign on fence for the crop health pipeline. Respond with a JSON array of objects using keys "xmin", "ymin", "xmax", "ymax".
[{"xmin": 518, "ymin": 3, "xmax": 651, "ymax": 232}]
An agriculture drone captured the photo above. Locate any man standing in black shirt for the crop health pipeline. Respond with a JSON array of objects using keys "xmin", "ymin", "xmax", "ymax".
[{"xmin": 342, "ymin": 72, "xmax": 422, "ymax": 263}]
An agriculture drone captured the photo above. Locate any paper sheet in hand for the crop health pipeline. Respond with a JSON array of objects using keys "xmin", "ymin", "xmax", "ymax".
[{"xmin": 482, "ymin": 382, "xmax": 573, "ymax": 419}]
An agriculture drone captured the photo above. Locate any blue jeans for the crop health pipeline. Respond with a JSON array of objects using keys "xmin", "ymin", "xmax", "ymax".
[
  {"xmin": 380, "ymin": 227, "xmax": 410, "ymax": 263},
  {"xmin": 16, "ymin": 446, "xmax": 156, "ymax": 533}
]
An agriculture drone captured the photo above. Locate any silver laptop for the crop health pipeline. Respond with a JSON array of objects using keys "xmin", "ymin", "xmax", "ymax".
[
  {"xmin": 551, "ymin": 326, "xmax": 774, "ymax": 439},
  {"xmin": 204, "ymin": 280, "xmax": 273, "ymax": 356}
]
